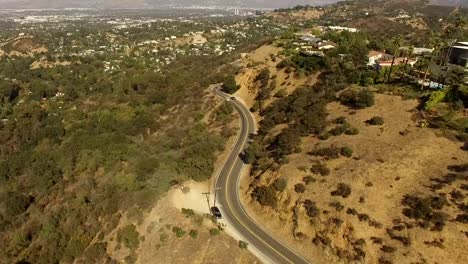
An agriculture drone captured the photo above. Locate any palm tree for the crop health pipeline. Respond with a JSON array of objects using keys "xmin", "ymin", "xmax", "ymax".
[
  {"xmin": 404, "ymin": 45, "xmax": 414, "ymax": 74},
  {"xmin": 420, "ymin": 35, "xmax": 442, "ymax": 90},
  {"xmin": 386, "ymin": 35, "xmax": 402, "ymax": 84}
]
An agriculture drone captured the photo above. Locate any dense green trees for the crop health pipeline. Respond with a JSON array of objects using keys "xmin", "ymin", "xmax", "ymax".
[
  {"xmin": 222, "ymin": 74, "xmax": 239, "ymax": 94},
  {"xmin": 339, "ymin": 88, "xmax": 375, "ymax": 109},
  {"xmin": 0, "ymin": 50, "xmax": 240, "ymax": 263}
]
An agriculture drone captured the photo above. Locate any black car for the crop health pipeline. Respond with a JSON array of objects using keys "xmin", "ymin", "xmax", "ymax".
[
  {"xmin": 211, "ymin": 206, "xmax": 222, "ymax": 219},
  {"xmin": 230, "ymin": 97, "xmax": 236, "ymax": 100}
]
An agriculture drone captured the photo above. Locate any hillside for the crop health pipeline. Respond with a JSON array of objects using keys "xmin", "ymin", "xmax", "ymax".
[{"xmin": 230, "ymin": 14, "xmax": 468, "ymax": 262}]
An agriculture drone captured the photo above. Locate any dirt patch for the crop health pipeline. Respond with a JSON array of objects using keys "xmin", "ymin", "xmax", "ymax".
[{"xmin": 242, "ymin": 93, "xmax": 468, "ymax": 263}]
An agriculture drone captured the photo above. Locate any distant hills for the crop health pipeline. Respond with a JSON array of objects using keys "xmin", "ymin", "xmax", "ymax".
[
  {"xmin": 0, "ymin": 0, "xmax": 466, "ymax": 9},
  {"xmin": 430, "ymin": 0, "xmax": 468, "ymax": 7},
  {"xmin": 0, "ymin": 0, "xmax": 343, "ymax": 9}
]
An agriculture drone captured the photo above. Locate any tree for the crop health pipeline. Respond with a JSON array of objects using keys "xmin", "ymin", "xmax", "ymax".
[
  {"xmin": 421, "ymin": 34, "xmax": 442, "ymax": 90},
  {"xmin": 386, "ymin": 35, "xmax": 402, "ymax": 83},
  {"xmin": 222, "ymin": 75, "xmax": 239, "ymax": 94},
  {"xmin": 404, "ymin": 45, "xmax": 414, "ymax": 74},
  {"xmin": 5, "ymin": 192, "xmax": 32, "ymax": 216}
]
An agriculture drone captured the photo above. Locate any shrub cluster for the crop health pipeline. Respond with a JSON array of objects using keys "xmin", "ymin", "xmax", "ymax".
[
  {"xmin": 401, "ymin": 195, "xmax": 448, "ymax": 231},
  {"xmin": 366, "ymin": 116, "xmax": 385, "ymax": 125},
  {"xmin": 331, "ymin": 183, "xmax": 352, "ymax": 198},
  {"xmin": 339, "ymin": 88, "xmax": 375, "ymax": 109},
  {"xmin": 304, "ymin": 199, "xmax": 319, "ymax": 218},
  {"xmin": 310, "ymin": 146, "xmax": 354, "ymax": 159},
  {"xmin": 251, "ymin": 186, "xmax": 277, "ymax": 208},
  {"xmin": 310, "ymin": 163, "xmax": 330, "ymax": 176}
]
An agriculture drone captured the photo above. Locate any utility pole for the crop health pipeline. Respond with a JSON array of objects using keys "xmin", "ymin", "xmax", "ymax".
[
  {"xmin": 213, "ymin": 187, "xmax": 222, "ymax": 208},
  {"xmin": 202, "ymin": 192, "xmax": 211, "ymax": 209}
]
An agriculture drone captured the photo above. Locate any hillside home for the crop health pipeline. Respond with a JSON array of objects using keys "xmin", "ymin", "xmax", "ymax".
[{"xmin": 448, "ymin": 42, "xmax": 468, "ymax": 68}]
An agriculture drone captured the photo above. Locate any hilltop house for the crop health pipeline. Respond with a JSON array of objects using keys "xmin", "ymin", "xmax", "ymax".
[
  {"xmin": 367, "ymin": 50, "xmax": 416, "ymax": 68},
  {"xmin": 317, "ymin": 41, "xmax": 337, "ymax": 50},
  {"xmin": 448, "ymin": 41, "xmax": 468, "ymax": 68},
  {"xmin": 367, "ymin": 50, "xmax": 392, "ymax": 67}
]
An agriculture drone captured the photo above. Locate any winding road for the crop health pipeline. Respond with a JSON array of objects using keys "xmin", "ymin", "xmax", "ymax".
[{"xmin": 212, "ymin": 86, "xmax": 310, "ymax": 264}]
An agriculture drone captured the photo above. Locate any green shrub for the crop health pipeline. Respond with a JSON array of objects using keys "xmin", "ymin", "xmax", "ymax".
[
  {"xmin": 5, "ymin": 192, "xmax": 32, "ymax": 216},
  {"xmin": 252, "ymin": 186, "xmax": 277, "ymax": 208},
  {"xmin": 222, "ymin": 75, "xmax": 239, "ymax": 94},
  {"xmin": 189, "ymin": 230, "xmax": 198, "ymax": 239},
  {"xmin": 302, "ymin": 176, "xmax": 317, "ymax": 184},
  {"xmin": 345, "ymin": 127, "xmax": 359, "ymax": 135},
  {"xmin": 329, "ymin": 125, "xmax": 348, "ymax": 136},
  {"xmin": 181, "ymin": 208, "xmax": 195, "ymax": 218},
  {"xmin": 424, "ymin": 90, "xmax": 446, "ymax": 111},
  {"xmin": 331, "ymin": 183, "xmax": 352, "ymax": 198},
  {"xmin": 294, "ymin": 183, "xmax": 306, "ymax": 193},
  {"xmin": 310, "ymin": 163, "xmax": 330, "ymax": 176},
  {"xmin": 117, "ymin": 224, "xmax": 140, "ymax": 250},
  {"xmin": 209, "ymin": 228, "xmax": 220, "ymax": 236},
  {"xmin": 311, "ymin": 146, "xmax": 341, "ymax": 159},
  {"xmin": 304, "ymin": 199, "xmax": 319, "ymax": 218},
  {"xmin": 239, "ymin": 240, "xmax": 249, "ymax": 249},
  {"xmin": 271, "ymin": 178, "xmax": 287, "ymax": 192},
  {"xmin": 341, "ymin": 146, "xmax": 353, "ymax": 157},
  {"xmin": 274, "ymin": 88, "xmax": 288, "ymax": 98},
  {"xmin": 319, "ymin": 133, "xmax": 332, "ymax": 140},
  {"xmin": 172, "ymin": 227, "xmax": 186, "ymax": 238},
  {"xmin": 366, "ymin": 116, "xmax": 384, "ymax": 125},
  {"xmin": 339, "ymin": 88, "xmax": 375, "ymax": 109},
  {"xmin": 334, "ymin": 116, "xmax": 348, "ymax": 124}
]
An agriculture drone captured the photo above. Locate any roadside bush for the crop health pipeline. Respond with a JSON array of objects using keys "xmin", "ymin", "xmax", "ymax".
[
  {"xmin": 222, "ymin": 75, "xmax": 239, "ymax": 94},
  {"xmin": 331, "ymin": 183, "xmax": 352, "ymax": 198},
  {"xmin": 271, "ymin": 178, "xmax": 287, "ymax": 192},
  {"xmin": 181, "ymin": 208, "xmax": 195, "ymax": 218},
  {"xmin": 310, "ymin": 163, "xmax": 330, "ymax": 176},
  {"xmin": 252, "ymin": 186, "xmax": 277, "ymax": 208},
  {"xmin": 239, "ymin": 240, "xmax": 249, "ymax": 249},
  {"xmin": 209, "ymin": 228, "xmax": 220, "ymax": 236},
  {"xmin": 294, "ymin": 183, "xmax": 306, "ymax": 193},
  {"xmin": 366, "ymin": 116, "xmax": 385, "ymax": 125}
]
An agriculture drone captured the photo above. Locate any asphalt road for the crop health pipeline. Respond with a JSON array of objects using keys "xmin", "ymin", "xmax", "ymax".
[{"xmin": 212, "ymin": 86, "xmax": 310, "ymax": 264}]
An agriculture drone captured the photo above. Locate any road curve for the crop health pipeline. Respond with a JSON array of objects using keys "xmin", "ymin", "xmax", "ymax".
[{"xmin": 212, "ymin": 85, "xmax": 310, "ymax": 264}]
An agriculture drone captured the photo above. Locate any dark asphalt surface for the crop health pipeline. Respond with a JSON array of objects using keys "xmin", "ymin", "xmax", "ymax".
[{"xmin": 213, "ymin": 86, "xmax": 310, "ymax": 264}]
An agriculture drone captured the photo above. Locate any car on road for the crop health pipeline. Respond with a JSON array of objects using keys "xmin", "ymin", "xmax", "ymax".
[
  {"xmin": 211, "ymin": 206, "xmax": 222, "ymax": 219},
  {"xmin": 230, "ymin": 97, "xmax": 236, "ymax": 100}
]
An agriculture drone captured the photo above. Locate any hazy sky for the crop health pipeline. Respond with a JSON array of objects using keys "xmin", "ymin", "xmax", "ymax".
[{"xmin": 0, "ymin": 0, "xmax": 343, "ymax": 9}]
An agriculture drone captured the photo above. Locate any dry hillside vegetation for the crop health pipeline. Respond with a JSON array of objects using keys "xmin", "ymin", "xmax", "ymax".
[
  {"xmin": 235, "ymin": 44, "xmax": 319, "ymax": 110},
  {"xmin": 241, "ymin": 93, "xmax": 468, "ymax": 264},
  {"xmin": 1, "ymin": 36, "xmax": 48, "ymax": 57},
  {"xmin": 267, "ymin": 9, "xmax": 324, "ymax": 22},
  {"xmin": 100, "ymin": 183, "xmax": 257, "ymax": 264}
]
